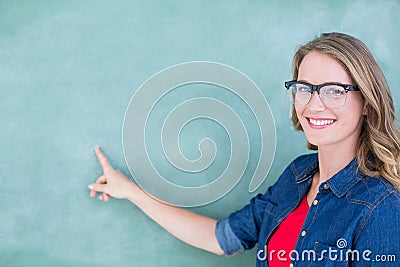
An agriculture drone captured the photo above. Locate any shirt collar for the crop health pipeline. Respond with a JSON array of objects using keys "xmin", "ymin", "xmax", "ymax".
[
  {"xmin": 327, "ymin": 157, "xmax": 365, "ymax": 197},
  {"xmin": 293, "ymin": 153, "xmax": 318, "ymax": 183},
  {"xmin": 293, "ymin": 153, "xmax": 364, "ymax": 197}
]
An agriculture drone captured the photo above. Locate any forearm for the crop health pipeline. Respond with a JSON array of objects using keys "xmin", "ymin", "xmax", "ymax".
[
  {"xmin": 127, "ymin": 185, "xmax": 224, "ymax": 255},
  {"xmin": 89, "ymin": 146, "xmax": 224, "ymax": 255}
]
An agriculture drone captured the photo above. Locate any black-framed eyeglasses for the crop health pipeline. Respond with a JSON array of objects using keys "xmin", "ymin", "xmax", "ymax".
[{"xmin": 284, "ymin": 80, "xmax": 359, "ymax": 109}]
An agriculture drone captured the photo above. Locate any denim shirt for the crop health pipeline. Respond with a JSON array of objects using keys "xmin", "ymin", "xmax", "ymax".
[{"xmin": 216, "ymin": 153, "xmax": 400, "ymax": 266}]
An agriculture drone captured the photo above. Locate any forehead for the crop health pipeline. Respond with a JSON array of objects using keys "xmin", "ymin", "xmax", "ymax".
[{"xmin": 298, "ymin": 51, "xmax": 353, "ymax": 85}]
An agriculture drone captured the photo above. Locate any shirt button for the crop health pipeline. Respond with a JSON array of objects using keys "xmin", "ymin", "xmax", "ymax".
[
  {"xmin": 301, "ymin": 230, "xmax": 307, "ymax": 236},
  {"xmin": 313, "ymin": 199, "xmax": 319, "ymax": 205},
  {"xmin": 323, "ymin": 184, "xmax": 329, "ymax": 190}
]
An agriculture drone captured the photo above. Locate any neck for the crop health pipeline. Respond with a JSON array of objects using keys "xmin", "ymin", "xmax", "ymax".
[{"xmin": 316, "ymin": 144, "xmax": 357, "ymax": 184}]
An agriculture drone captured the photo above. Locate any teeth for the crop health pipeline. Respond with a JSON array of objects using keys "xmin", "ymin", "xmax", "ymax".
[{"xmin": 309, "ymin": 118, "xmax": 335, "ymax": 126}]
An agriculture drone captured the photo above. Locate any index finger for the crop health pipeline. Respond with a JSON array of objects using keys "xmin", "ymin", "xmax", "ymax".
[{"xmin": 94, "ymin": 146, "xmax": 113, "ymax": 171}]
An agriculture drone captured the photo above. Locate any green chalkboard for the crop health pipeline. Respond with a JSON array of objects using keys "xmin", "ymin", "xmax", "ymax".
[{"xmin": 1, "ymin": 1, "xmax": 399, "ymax": 266}]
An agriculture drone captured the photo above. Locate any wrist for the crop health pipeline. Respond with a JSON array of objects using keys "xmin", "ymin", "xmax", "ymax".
[{"xmin": 125, "ymin": 182, "xmax": 146, "ymax": 204}]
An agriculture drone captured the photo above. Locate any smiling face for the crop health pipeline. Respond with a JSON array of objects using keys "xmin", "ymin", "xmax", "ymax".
[{"xmin": 295, "ymin": 51, "xmax": 365, "ymax": 151}]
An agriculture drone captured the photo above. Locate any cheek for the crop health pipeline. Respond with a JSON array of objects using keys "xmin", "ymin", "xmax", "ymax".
[
  {"xmin": 294, "ymin": 106, "xmax": 309, "ymax": 130},
  {"xmin": 343, "ymin": 94, "xmax": 365, "ymax": 122},
  {"xmin": 294, "ymin": 106, "xmax": 305, "ymax": 122}
]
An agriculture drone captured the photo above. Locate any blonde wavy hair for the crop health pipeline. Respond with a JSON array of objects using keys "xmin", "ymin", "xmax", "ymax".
[{"xmin": 291, "ymin": 32, "xmax": 400, "ymax": 191}]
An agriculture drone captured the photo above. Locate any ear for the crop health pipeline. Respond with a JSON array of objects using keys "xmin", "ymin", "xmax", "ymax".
[{"xmin": 362, "ymin": 101, "xmax": 368, "ymax": 115}]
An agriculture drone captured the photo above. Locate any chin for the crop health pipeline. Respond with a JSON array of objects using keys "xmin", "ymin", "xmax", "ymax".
[{"xmin": 304, "ymin": 137, "xmax": 329, "ymax": 148}]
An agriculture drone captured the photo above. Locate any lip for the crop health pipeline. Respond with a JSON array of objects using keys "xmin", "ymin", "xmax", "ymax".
[{"xmin": 306, "ymin": 117, "xmax": 337, "ymax": 129}]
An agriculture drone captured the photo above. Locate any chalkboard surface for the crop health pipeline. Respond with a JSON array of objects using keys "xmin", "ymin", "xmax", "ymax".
[{"xmin": 1, "ymin": 1, "xmax": 399, "ymax": 266}]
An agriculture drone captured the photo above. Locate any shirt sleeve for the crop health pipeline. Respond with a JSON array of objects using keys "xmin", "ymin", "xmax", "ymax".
[
  {"xmin": 215, "ymin": 155, "xmax": 304, "ymax": 256},
  {"xmin": 215, "ymin": 189, "xmax": 274, "ymax": 255},
  {"xmin": 352, "ymin": 192, "xmax": 400, "ymax": 266}
]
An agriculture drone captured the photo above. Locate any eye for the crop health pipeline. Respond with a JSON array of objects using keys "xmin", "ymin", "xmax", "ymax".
[
  {"xmin": 323, "ymin": 86, "xmax": 345, "ymax": 97},
  {"xmin": 298, "ymin": 87, "xmax": 310, "ymax": 92},
  {"xmin": 296, "ymin": 86, "xmax": 311, "ymax": 93}
]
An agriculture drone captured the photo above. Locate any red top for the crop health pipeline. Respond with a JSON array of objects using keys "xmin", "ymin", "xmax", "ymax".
[{"xmin": 267, "ymin": 196, "xmax": 309, "ymax": 266}]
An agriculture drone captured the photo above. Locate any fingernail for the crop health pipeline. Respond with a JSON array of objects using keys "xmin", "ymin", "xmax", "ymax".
[{"xmin": 88, "ymin": 185, "xmax": 93, "ymax": 190}]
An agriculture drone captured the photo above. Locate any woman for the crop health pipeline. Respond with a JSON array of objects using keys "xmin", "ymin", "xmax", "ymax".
[{"xmin": 88, "ymin": 32, "xmax": 400, "ymax": 266}]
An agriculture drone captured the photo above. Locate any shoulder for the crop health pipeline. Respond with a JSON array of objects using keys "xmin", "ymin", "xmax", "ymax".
[
  {"xmin": 266, "ymin": 153, "xmax": 318, "ymax": 197},
  {"xmin": 348, "ymin": 175, "xmax": 400, "ymax": 211},
  {"xmin": 351, "ymin": 176, "xmax": 400, "ymax": 238},
  {"xmin": 291, "ymin": 152, "xmax": 318, "ymax": 166},
  {"xmin": 283, "ymin": 153, "xmax": 318, "ymax": 180},
  {"xmin": 354, "ymin": 178, "xmax": 400, "ymax": 253}
]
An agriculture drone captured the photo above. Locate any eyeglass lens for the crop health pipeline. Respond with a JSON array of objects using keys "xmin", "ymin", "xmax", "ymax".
[{"xmin": 288, "ymin": 84, "xmax": 347, "ymax": 108}]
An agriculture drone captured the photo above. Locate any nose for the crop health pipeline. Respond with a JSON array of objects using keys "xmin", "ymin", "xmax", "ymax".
[{"xmin": 307, "ymin": 91, "xmax": 325, "ymax": 111}]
